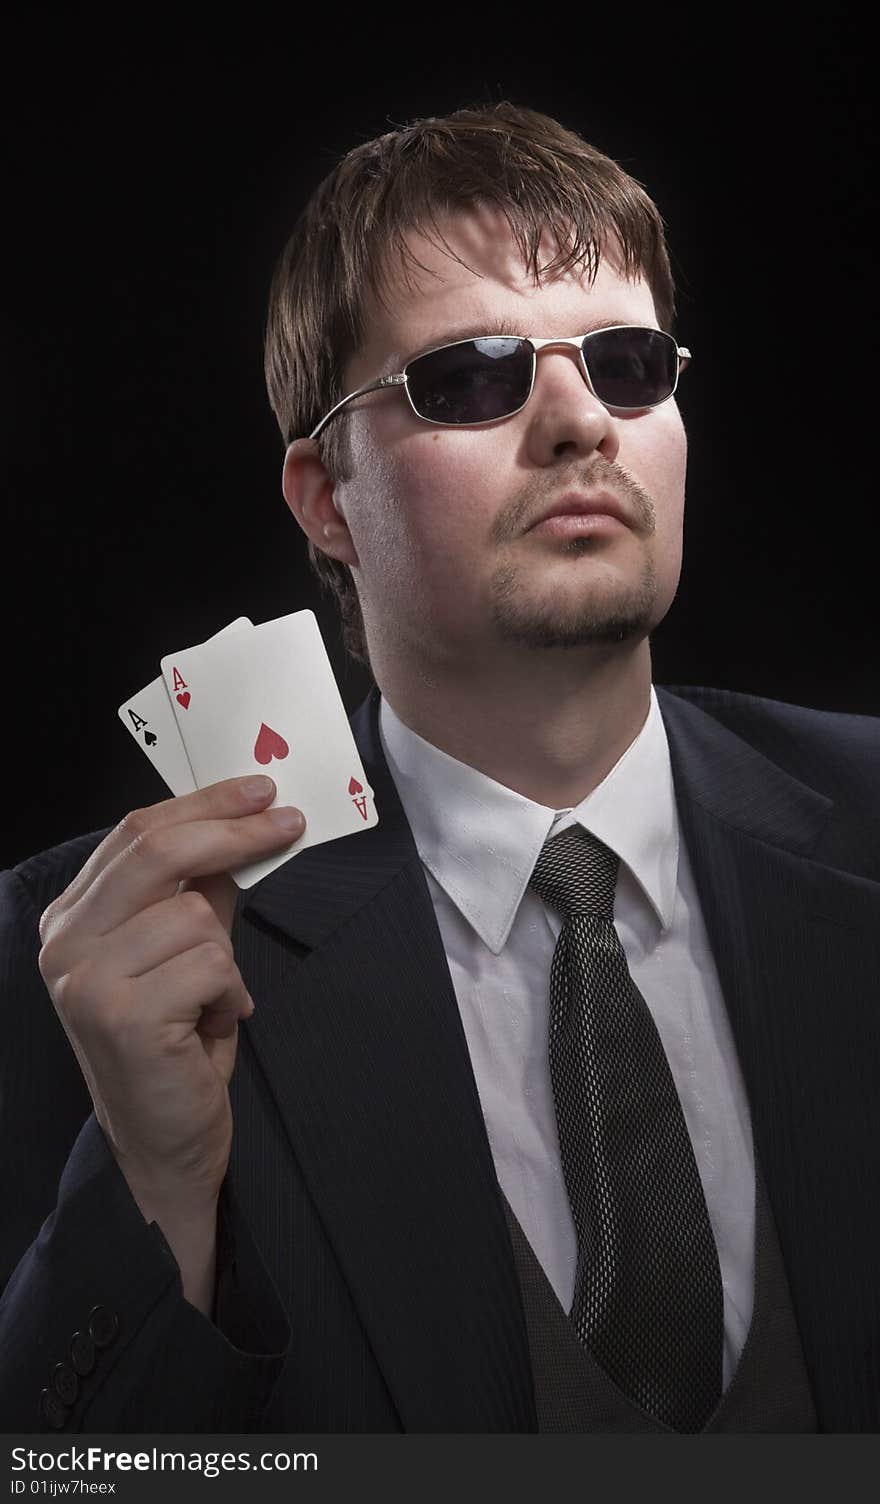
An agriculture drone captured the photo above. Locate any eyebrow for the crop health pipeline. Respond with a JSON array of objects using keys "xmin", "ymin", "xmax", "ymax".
[{"xmin": 405, "ymin": 316, "xmax": 643, "ymax": 362}]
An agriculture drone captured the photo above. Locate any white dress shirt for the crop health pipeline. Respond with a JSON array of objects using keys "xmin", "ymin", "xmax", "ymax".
[{"xmin": 378, "ymin": 684, "xmax": 757, "ymax": 1392}]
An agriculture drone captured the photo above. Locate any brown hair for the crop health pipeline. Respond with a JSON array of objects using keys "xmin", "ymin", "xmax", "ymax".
[{"xmin": 263, "ymin": 101, "xmax": 679, "ymax": 674}]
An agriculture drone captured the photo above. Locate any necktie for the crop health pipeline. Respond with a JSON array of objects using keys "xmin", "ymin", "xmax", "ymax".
[{"xmin": 528, "ymin": 824, "xmax": 724, "ymax": 1432}]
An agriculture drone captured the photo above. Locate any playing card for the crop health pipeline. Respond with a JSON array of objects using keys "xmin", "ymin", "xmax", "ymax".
[
  {"xmin": 117, "ymin": 617, "xmax": 253, "ymax": 794},
  {"xmin": 160, "ymin": 609, "xmax": 378, "ymax": 887}
]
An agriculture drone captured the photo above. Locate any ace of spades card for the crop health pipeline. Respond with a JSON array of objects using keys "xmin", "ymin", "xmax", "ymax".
[{"xmin": 117, "ymin": 616, "xmax": 254, "ymax": 795}]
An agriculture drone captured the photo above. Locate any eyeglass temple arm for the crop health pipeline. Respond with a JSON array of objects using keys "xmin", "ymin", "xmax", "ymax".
[{"xmin": 309, "ymin": 374, "xmax": 406, "ymax": 440}]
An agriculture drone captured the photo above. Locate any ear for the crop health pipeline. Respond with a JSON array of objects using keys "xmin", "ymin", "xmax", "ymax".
[{"xmin": 282, "ymin": 438, "xmax": 359, "ymax": 565}]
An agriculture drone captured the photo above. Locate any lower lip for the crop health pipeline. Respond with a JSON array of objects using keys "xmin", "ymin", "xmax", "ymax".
[{"xmin": 529, "ymin": 512, "xmax": 627, "ymax": 537}]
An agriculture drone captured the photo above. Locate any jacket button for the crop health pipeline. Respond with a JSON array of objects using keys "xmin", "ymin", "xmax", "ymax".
[
  {"xmin": 39, "ymin": 1387, "xmax": 68, "ymax": 1430},
  {"xmin": 87, "ymin": 1305, "xmax": 119, "ymax": 1348},
  {"xmin": 51, "ymin": 1361, "xmax": 79, "ymax": 1406},
  {"xmin": 70, "ymin": 1331, "xmax": 96, "ymax": 1376}
]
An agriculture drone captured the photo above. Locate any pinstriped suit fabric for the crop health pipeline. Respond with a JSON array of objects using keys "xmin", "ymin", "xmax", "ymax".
[{"xmin": 0, "ymin": 683, "xmax": 877, "ymax": 1431}]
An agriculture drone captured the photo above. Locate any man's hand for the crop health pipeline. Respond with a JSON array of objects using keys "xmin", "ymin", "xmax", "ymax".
[{"xmin": 37, "ymin": 775, "xmax": 306, "ymax": 1311}]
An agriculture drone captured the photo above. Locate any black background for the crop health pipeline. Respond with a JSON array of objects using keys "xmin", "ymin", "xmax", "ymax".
[{"xmin": 3, "ymin": 13, "xmax": 876, "ymax": 870}]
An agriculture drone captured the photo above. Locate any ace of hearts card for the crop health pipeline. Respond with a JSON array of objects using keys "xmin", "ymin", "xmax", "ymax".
[{"xmin": 159, "ymin": 610, "xmax": 378, "ymax": 887}]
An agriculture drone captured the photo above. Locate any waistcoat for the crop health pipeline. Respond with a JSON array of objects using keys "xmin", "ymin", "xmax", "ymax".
[{"xmin": 500, "ymin": 1153, "xmax": 818, "ymax": 1432}]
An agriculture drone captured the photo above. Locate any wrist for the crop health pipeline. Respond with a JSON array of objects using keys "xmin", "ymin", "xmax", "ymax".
[
  {"xmin": 113, "ymin": 1152, "xmax": 224, "ymax": 1223},
  {"xmin": 140, "ymin": 1193, "xmax": 220, "ymax": 1320}
]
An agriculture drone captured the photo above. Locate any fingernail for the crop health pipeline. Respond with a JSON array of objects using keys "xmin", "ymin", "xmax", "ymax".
[
  {"xmin": 241, "ymin": 776, "xmax": 274, "ymax": 800},
  {"xmin": 268, "ymin": 806, "xmax": 304, "ymax": 832}
]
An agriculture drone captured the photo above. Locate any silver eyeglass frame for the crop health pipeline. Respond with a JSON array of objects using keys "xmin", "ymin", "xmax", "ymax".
[{"xmin": 308, "ymin": 326, "xmax": 692, "ymax": 440}]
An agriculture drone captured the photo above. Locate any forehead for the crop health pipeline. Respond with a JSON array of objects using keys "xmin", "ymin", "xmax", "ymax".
[{"xmin": 350, "ymin": 204, "xmax": 659, "ymax": 380}]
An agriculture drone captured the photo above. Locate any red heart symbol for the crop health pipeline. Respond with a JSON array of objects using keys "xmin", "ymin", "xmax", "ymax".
[
  {"xmin": 348, "ymin": 776, "xmax": 363, "ymax": 795},
  {"xmin": 254, "ymin": 723, "xmax": 289, "ymax": 765},
  {"xmin": 176, "ymin": 692, "xmax": 191, "ymax": 709}
]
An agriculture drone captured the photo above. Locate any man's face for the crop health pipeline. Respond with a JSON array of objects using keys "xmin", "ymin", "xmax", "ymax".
[{"xmin": 330, "ymin": 205, "xmax": 687, "ymax": 672}]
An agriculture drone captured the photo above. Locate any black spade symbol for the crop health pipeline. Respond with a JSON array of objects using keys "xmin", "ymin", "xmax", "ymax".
[{"xmin": 144, "ymin": 731, "xmax": 158, "ymax": 746}]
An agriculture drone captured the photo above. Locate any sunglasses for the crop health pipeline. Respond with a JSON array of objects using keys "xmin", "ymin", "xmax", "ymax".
[{"xmin": 309, "ymin": 325, "xmax": 691, "ymax": 440}]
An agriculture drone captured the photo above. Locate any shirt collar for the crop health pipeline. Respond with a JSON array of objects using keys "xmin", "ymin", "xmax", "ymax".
[{"xmin": 377, "ymin": 686, "xmax": 679, "ymax": 955}]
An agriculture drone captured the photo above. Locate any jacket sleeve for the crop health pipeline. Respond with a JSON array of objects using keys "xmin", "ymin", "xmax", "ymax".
[{"xmin": 0, "ymin": 863, "xmax": 293, "ymax": 1433}]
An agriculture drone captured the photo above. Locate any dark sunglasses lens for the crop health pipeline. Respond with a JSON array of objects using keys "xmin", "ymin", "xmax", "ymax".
[
  {"xmin": 585, "ymin": 328, "xmax": 678, "ymax": 407},
  {"xmin": 406, "ymin": 337, "xmax": 532, "ymax": 424}
]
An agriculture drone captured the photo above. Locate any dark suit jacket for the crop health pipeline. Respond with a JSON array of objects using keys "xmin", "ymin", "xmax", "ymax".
[{"xmin": 1, "ymin": 684, "xmax": 878, "ymax": 1433}]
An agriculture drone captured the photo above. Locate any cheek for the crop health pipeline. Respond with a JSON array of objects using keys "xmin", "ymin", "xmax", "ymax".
[
  {"xmin": 344, "ymin": 424, "xmax": 421, "ymax": 572},
  {"xmin": 650, "ymin": 417, "xmax": 687, "ymax": 582},
  {"xmin": 377, "ymin": 432, "xmax": 491, "ymax": 564},
  {"xmin": 642, "ymin": 408, "xmax": 686, "ymax": 526},
  {"xmin": 619, "ymin": 411, "xmax": 685, "ymax": 587}
]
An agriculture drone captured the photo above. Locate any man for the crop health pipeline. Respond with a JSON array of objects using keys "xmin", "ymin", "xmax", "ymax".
[{"xmin": 1, "ymin": 102, "xmax": 877, "ymax": 1435}]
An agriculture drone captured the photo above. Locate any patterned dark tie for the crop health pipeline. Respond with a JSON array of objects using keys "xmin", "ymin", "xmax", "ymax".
[{"xmin": 528, "ymin": 824, "xmax": 724, "ymax": 1432}]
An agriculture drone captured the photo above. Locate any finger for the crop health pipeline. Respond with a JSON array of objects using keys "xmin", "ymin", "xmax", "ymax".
[
  {"xmin": 43, "ymin": 796, "xmax": 306, "ymax": 965},
  {"xmin": 45, "ymin": 775, "xmax": 280, "ymax": 922},
  {"xmin": 65, "ymin": 888, "xmax": 233, "ymax": 983},
  {"xmin": 135, "ymin": 940, "xmax": 248, "ymax": 1042},
  {"xmin": 178, "ymin": 871, "xmax": 239, "ymax": 937}
]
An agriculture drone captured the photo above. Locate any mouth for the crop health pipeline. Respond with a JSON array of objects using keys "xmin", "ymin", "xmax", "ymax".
[{"xmin": 526, "ymin": 491, "xmax": 631, "ymax": 534}]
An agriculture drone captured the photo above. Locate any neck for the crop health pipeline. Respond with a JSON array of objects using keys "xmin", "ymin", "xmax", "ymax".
[{"xmin": 374, "ymin": 640, "xmax": 653, "ymax": 809}]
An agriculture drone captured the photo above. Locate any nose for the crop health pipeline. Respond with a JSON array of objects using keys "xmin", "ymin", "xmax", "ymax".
[{"xmin": 522, "ymin": 342, "xmax": 621, "ymax": 467}]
